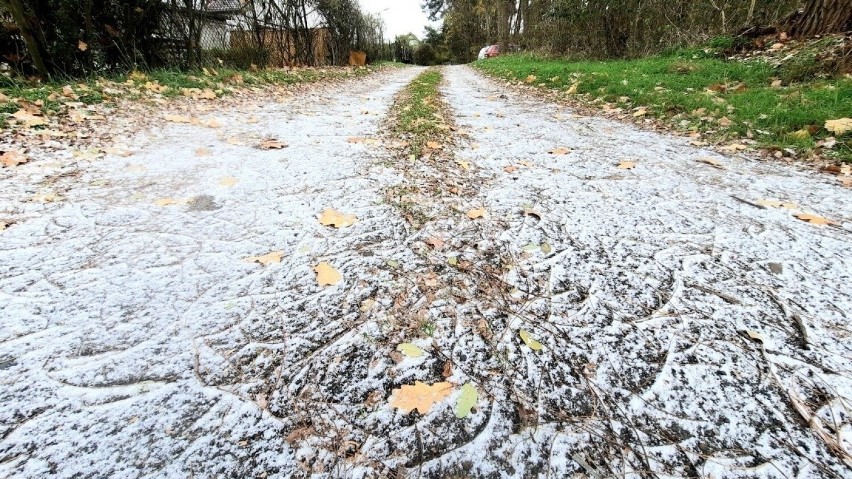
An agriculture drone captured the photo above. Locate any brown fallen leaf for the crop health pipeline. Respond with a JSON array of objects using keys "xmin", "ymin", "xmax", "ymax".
[
  {"xmin": 548, "ymin": 147, "xmax": 571, "ymax": 155},
  {"xmin": 318, "ymin": 208, "xmax": 357, "ymax": 228},
  {"xmin": 195, "ymin": 148, "xmax": 211, "ymax": 157},
  {"xmin": 259, "ymin": 139, "xmax": 288, "ymax": 150},
  {"xmin": 841, "ymin": 177, "xmax": 852, "ymax": 187},
  {"xmin": 244, "ymin": 251, "xmax": 284, "ymax": 266},
  {"xmin": 1, "ymin": 151, "xmax": 28, "ymax": 168},
  {"xmin": 633, "ymin": 108, "xmax": 648, "ymax": 117},
  {"xmin": 389, "ymin": 381, "xmax": 454, "ymax": 414},
  {"xmin": 467, "ymin": 207, "xmax": 487, "ymax": 219},
  {"xmin": 698, "ymin": 157, "xmax": 725, "ymax": 169},
  {"xmin": 154, "ymin": 198, "xmax": 190, "ymax": 206},
  {"xmin": 315, "ymin": 262, "xmax": 342, "ymax": 286},
  {"xmin": 504, "ymin": 165, "xmax": 519, "ymax": 173},
  {"xmin": 756, "ymin": 199, "xmax": 798, "ymax": 210},
  {"xmin": 12, "ymin": 109, "xmax": 47, "ymax": 127},
  {"xmin": 795, "ymin": 214, "xmax": 838, "ymax": 226},
  {"xmin": 617, "ymin": 161, "xmax": 635, "ymax": 169},
  {"xmin": 426, "ymin": 141, "xmax": 442, "ymax": 150},
  {"xmin": 425, "ymin": 237, "xmax": 445, "ymax": 249}
]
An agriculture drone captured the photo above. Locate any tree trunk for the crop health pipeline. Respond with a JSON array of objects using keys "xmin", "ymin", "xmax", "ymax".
[
  {"xmin": 1, "ymin": 0, "xmax": 50, "ymax": 77},
  {"xmin": 788, "ymin": 0, "xmax": 852, "ymax": 37}
]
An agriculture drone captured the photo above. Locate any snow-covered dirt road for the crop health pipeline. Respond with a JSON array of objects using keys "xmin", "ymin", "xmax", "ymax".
[{"xmin": 1, "ymin": 65, "xmax": 851, "ymax": 478}]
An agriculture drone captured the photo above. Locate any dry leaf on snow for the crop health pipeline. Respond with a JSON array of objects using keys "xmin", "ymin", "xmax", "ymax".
[
  {"xmin": 548, "ymin": 147, "xmax": 571, "ymax": 155},
  {"xmin": 258, "ymin": 139, "xmax": 288, "ymax": 150},
  {"xmin": 0, "ymin": 221, "xmax": 7, "ymax": 231},
  {"xmin": 425, "ymin": 237, "xmax": 445, "ymax": 249},
  {"xmin": 467, "ymin": 207, "xmax": 487, "ymax": 219},
  {"xmin": 318, "ymin": 208, "xmax": 357, "ymax": 228},
  {"xmin": 396, "ymin": 343, "xmax": 425, "ymax": 358},
  {"xmin": 455, "ymin": 383, "xmax": 479, "ymax": 419},
  {"xmin": 456, "ymin": 160, "xmax": 470, "ymax": 170},
  {"xmin": 314, "ymin": 262, "xmax": 342, "ymax": 286},
  {"xmin": 697, "ymin": 157, "xmax": 725, "ymax": 169},
  {"xmin": 1, "ymin": 151, "xmax": 28, "ymax": 167},
  {"xmin": 757, "ymin": 199, "xmax": 798, "ymax": 210},
  {"xmin": 244, "ymin": 251, "xmax": 284, "ymax": 266},
  {"xmin": 795, "ymin": 214, "xmax": 838, "ymax": 226},
  {"xmin": 617, "ymin": 161, "xmax": 635, "ymax": 169},
  {"xmin": 154, "ymin": 198, "xmax": 192, "ymax": 206},
  {"xmin": 426, "ymin": 141, "xmax": 442, "ymax": 150},
  {"xmin": 389, "ymin": 381, "xmax": 453, "ymax": 415},
  {"xmin": 504, "ymin": 165, "xmax": 519, "ymax": 173},
  {"xmin": 219, "ymin": 177, "xmax": 239, "ymax": 187},
  {"xmin": 195, "ymin": 148, "xmax": 211, "ymax": 157},
  {"xmin": 519, "ymin": 329, "xmax": 544, "ymax": 351},
  {"xmin": 12, "ymin": 109, "xmax": 47, "ymax": 127},
  {"xmin": 165, "ymin": 115, "xmax": 193, "ymax": 124}
]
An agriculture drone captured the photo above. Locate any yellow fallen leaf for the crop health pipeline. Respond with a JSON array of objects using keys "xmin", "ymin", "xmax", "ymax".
[
  {"xmin": 1, "ymin": 151, "xmax": 28, "ymax": 167},
  {"xmin": 259, "ymin": 139, "xmax": 287, "ymax": 150},
  {"xmin": 788, "ymin": 129, "xmax": 810, "ymax": 140},
  {"xmin": 318, "ymin": 208, "xmax": 357, "ymax": 228},
  {"xmin": 524, "ymin": 75, "xmax": 537, "ymax": 84},
  {"xmin": 566, "ymin": 82, "xmax": 579, "ymax": 94},
  {"xmin": 795, "ymin": 213, "xmax": 837, "ymax": 226},
  {"xmin": 633, "ymin": 108, "xmax": 648, "ymax": 117},
  {"xmin": 456, "ymin": 160, "xmax": 470, "ymax": 170},
  {"xmin": 617, "ymin": 161, "xmax": 635, "ymax": 169},
  {"xmin": 426, "ymin": 141, "xmax": 442, "ymax": 150},
  {"xmin": 825, "ymin": 118, "xmax": 852, "ymax": 136},
  {"xmin": 756, "ymin": 199, "xmax": 798, "ymax": 210},
  {"xmin": 30, "ymin": 192, "xmax": 60, "ymax": 203},
  {"xmin": 165, "ymin": 115, "xmax": 193, "ymax": 124},
  {"xmin": 314, "ymin": 262, "xmax": 342, "ymax": 286},
  {"xmin": 548, "ymin": 147, "xmax": 570, "ymax": 155},
  {"xmin": 244, "ymin": 251, "xmax": 284, "ymax": 266},
  {"xmin": 199, "ymin": 88, "xmax": 217, "ymax": 100},
  {"xmin": 154, "ymin": 198, "xmax": 190, "ymax": 206},
  {"xmin": 396, "ymin": 343, "xmax": 425, "ymax": 357},
  {"xmin": 195, "ymin": 148, "xmax": 211, "ymax": 157},
  {"xmin": 467, "ymin": 207, "xmax": 487, "ymax": 219},
  {"xmin": 12, "ymin": 109, "xmax": 47, "ymax": 127},
  {"xmin": 697, "ymin": 157, "xmax": 725, "ymax": 169},
  {"xmin": 219, "ymin": 177, "xmax": 239, "ymax": 187},
  {"xmin": 455, "ymin": 383, "xmax": 478, "ymax": 419},
  {"xmin": 519, "ymin": 329, "xmax": 543, "ymax": 351},
  {"xmin": 0, "ymin": 221, "xmax": 6, "ymax": 231},
  {"xmin": 389, "ymin": 381, "xmax": 454, "ymax": 414}
]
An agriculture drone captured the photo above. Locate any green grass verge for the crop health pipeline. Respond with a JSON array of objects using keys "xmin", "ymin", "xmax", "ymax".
[
  {"xmin": 395, "ymin": 68, "xmax": 444, "ymax": 156},
  {"xmin": 0, "ymin": 65, "xmax": 381, "ymax": 130},
  {"xmin": 475, "ymin": 52, "xmax": 852, "ymax": 162}
]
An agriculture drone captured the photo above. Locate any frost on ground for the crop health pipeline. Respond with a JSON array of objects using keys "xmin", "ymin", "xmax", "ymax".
[{"xmin": 1, "ymin": 65, "xmax": 851, "ymax": 479}]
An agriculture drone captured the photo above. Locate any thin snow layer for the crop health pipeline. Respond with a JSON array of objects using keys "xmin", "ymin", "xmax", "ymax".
[
  {"xmin": 0, "ymin": 67, "xmax": 422, "ymax": 478},
  {"xmin": 423, "ymin": 65, "xmax": 852, "ymax": 477}
]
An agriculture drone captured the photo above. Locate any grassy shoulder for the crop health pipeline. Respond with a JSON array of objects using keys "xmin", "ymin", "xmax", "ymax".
[
  {"xmin": 393, "ymin": 68, "xmax": 445, "ymax": 156},
  {"xmin": 0, "ymin": 65, "xmax": 382, "ymax": 130},
  {"xmin": 474, "ymin": 51, "xmax": 852, "ymax": 163}
]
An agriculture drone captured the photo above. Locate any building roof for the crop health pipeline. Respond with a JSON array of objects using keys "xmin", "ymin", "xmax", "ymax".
[{"xmin": 205, "ymin": 0, "xmax": 242, "ymax": 13}]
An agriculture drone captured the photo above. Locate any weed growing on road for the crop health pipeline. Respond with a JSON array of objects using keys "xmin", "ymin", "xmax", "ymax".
[{"xmin": 476, "ymin": 53, "xmax": 852, "ymax": 163}]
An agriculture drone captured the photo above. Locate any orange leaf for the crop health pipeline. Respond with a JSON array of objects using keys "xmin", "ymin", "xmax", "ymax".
[
  {"xmin": 389, "ymin": 381, "xmax": 454, "ymax": 414},
  {"xmin": 795, "ymin": 214, "xmax": 837, "ymax": 226},
  {"xmin": 467, "ymin": 207, "xmax": 487, "ymax": 219},
  {"xmin": 318, "ymin": 208, "xmax": 357, "ymax": 228},
  {"xmin": 258, "ymin": 139, "xmax": 288, "ymax": 150},
  {"xmin": 1, "ymin": 151, "xmax": 28, "ymax": 167},
  {"xmin": 315, "ymin": 262, "xmax": 342, "ymax": 286},
  {"xmin": 244, "ymin": 251, "xmax": 284, "ymax": 266}
]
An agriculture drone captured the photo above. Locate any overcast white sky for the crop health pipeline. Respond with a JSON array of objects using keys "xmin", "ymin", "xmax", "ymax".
[{"xmin": 359, "ymin": 0, "xmax": 441, "ymax": 40}]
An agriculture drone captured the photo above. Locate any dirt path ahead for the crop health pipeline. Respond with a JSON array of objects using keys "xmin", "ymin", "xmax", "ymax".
[{"xmin": 1, "ymin": 65, "xmax": 851, "ymax": 478}]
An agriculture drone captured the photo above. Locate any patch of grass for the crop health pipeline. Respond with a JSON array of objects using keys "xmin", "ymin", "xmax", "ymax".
[
  {"xmin": 475, "ymin": 53, "xmax": 852, "ymax": 162},
  {"xmin": 394, "ymin": 68, "xmax": 443, "ymax": 155}
]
